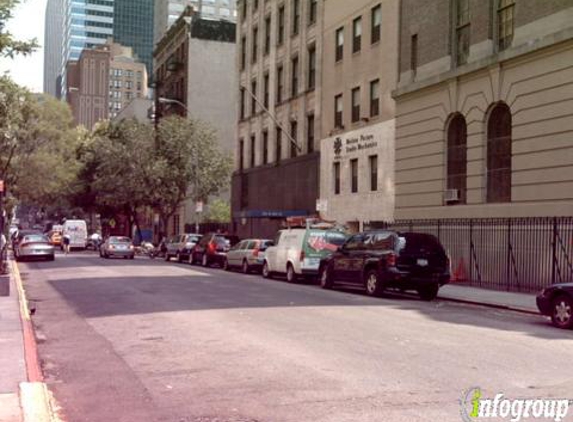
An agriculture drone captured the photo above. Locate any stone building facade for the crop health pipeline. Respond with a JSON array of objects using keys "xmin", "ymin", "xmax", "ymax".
[
  {"xmin": 232, "ymin": 0, "xmax": 324, "ymax": 239},
  {"xmin": 318, "ymin": 0, "xmax": 399, "ymax": 232},
  {"xmin": 392, "ymin": 0, "xmax": 573, "ymax": 219}
]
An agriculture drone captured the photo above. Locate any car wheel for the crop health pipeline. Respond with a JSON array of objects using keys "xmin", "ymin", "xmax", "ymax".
[
  {"xmin": 364, "ymin": 269, "xmax": 383, "ymax": 297},
  {"xmin": 320, "ymin": 265, "xmax": 333, "ymax": 289},
  {"xmin": 551, "ymin": 295, "xmax": 573, "ymax": 329},
  {"xmin": 48, "ymin": 255, "xmax": 55, "ymax": 262},
  {"xmin": 177, "ymin": 252, "xmax": 184, "ymax": 263},
  {"xmin": 164, "ymin": 253, "xmax": 171, "ymax": 262},
  {"xmin": 202, "ymin": 254, "xmax": 209, "ymax": 268},
  {"xmin": 129, "ymin": 255, "xmax": 134, "ymax": 260},
  {"xmin": 223, "ymin": 258, "xmax": 230, "ymax": 271},
  {"xmin": 286, "ymin": 264, "xmax": 297, "ymax": 283},
  {"xmin": 418, "ymin": 284, "xmax": 439, "ymax": 301},
  {"xmin": 262, "ymin": 261, "xmax": 272, "ymax": 279},
  {"xmin": 242, "ymin": 260, "xmax": 250, "ymax": 274}
]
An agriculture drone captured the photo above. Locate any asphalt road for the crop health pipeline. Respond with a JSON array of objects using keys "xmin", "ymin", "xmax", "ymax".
[{"xmin": 19, "ymin": 252, "xmax": 573, "ymax": 422}]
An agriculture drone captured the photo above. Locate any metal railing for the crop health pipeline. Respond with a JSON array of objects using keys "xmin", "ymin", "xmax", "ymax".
[{"xmin": 378, "ymin": 217, "xmax": 573, "ymax": 293}]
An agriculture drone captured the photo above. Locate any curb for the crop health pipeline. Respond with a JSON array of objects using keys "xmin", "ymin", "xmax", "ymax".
[
  {"xmin": 11, "ymin": 260, "xmax": 62, "ymax": 422},
  {"xmin": 438, "ymin": 294, "xmax": 540, "ymax": 316}
]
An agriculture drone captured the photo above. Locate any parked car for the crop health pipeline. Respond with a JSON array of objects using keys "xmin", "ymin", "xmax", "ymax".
[
  {"xmin": 164, "ymin": 233, "xmax": 202, "ymax": 262},
  {"xmin": 11, "ymin": 229, "xmax": 42, "ymax": 251},
  {"xmin": 99, "ymin": 236, "xmax": 135, "ymax": 259},
  {"xmin": 14, "ymin": 234, "xmax": 55, "ymax": 262},
  {"xmin": 319, "ymin": 231, "xmax": 450, "ymax": 301},
  {"xmin": 536, "ymin": 282, "xmax": 573, "ymax": 329},
  {"xmin": 224, "ymin": 239, "xmax": 273, "ymax": 273},
  {"xmin": 262, "ymin": 228, "xmax": 348, "ymax": 282},
  {"xmin": 191, "ymin": 233, "xmax": 240, "ymax": 267}
]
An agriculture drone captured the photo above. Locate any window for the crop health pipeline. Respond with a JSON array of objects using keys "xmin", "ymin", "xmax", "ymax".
[
  {"xmin": 334, "ymin": 162, "xmax": 340, "ymax": 194},
  {"xmin": 277, "ymin": 5, "xmax": 285, "ymax": 45},
  {"xmin": 335, "ymin": 27, "xmax": 344, "ymax": 62},
  {"xmin": 456, "ymin": 0, "xmax": 470, "ymax": 65},
  {"xmin": 252, "ymin": 26, "xmax": 258, "ymax": 63},
  {"xmin": 240, "ymin": 88, "xmax": 246, "ymax": 119},
  {"xmin": 262, "ymin": 130, "xmax": 268, "ymax": 164},
  {"xmin": 250, "ymin": 135, "xmax": 256, "ymax": 167},
  {"xmin": 307, "ymin": 114, "xmax": 315, "ymax": 153},
  {"xmin": 369, "ymin": 155, "xmax": 378, "ymax": 191},
  {"xmin": 498, "ymin": 0, "xmax": 515, "ymax": 51},
  {"xmin": 264, "ymin": 15, "xmax": 271, "ymax": 55},
  {"xmin": 352, "ymin": 17, "xmax": 362, "ymax": 53},
  {"xmin": 487, "ymin": 103, "xmax": 512, "ymax": 203},
  {"xmin": 371, "ymin": 4, "xmax": 381, "ymax": 44},
  {"xmin": 292, "ymin": 0, "xmax": 300, "ymax": 36},
  {"xmin": 309, "ymin": 0, "xmax": 317, "ymax": 25},
  {"xmin": 277, "ymin": 64, "xmax": 284, "ymax": 103},
  {"xmin": 241, "ymin": 0, "xmax": 247, "ymax": 20},
  {"xmin": 370, "ymin": 79, "xmax": 380, "ymax": 117},
  {"xmin": 291, "ymin": 55, "xmax": 299, "ymax": 97},
  {"xmin": 446, "ymin": 113, "xmax": 467, "ymax": 204},
  {"xmin": 275, "ymin": 126, "xmax": 282, "ymax": 162},
  {"xmin": 350, "ymin": 159, "xmax": 358, "ymax": 193},
  {"xmin": 253, "ymin": 0, "xmax": 258, "ymax": 12},
  {"xmin": 351, "ymin": 87, "xmax": 361, "ymax": 123},
  {"xmin": 239, "ymin": 138, "xmax": 244, "ymax": 170},
  {"xmin": 263, "ymin": 73, "xmax": 269, "ymax": 108},
  {"xmin": 411, "ymin": 34, "xmax": 418, "ymax": 76},
  {"xmin": 334, "ymin": 94, "xmax": 343, "ymax": 128},
  {"xmin": 290, "ymin": 120, "xmax": 298, "ymax": 158},
  {"xmin": 308, "ymin": 44, "xmax": 316, "ymax": 90},
  {"xmin": 251, "ymin": 80, "xmax": 257, "ymax": 115},
  {"xmin": 240, "ymin": 36, "xmax": 246, "ymax": 70}
]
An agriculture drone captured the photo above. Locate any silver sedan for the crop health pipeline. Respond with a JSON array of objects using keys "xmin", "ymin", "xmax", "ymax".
[
  {"xmin": 14, "ymin": 234, "xmax": 55, "ymax": 261},
  {"xmin": 99, "ymin": 236, "xmax": 135, "ymax": 259}
]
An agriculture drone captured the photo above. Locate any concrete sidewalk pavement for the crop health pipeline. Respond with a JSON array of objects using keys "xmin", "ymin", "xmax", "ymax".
[
  {"xmin": 0, "ymin": 271, "xmax": 26, "ymax": 422},
  {"xmin": 439, "ymin": 283, "xmax": 538, "ymax": 314}
]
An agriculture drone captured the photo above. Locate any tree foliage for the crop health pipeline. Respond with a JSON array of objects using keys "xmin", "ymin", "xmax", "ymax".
[
  {"xmin": 204, "ymin": 198, "xmax": 231, "ymax": 223},
  {"xmin": 0, "ymin": 0, "xmax": 38, "ymax": 58}
]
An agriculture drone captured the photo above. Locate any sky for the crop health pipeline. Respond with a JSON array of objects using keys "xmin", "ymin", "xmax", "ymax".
[{"xmin": 0, "ymin": 0, "xmax": 48, "ymax": 93}]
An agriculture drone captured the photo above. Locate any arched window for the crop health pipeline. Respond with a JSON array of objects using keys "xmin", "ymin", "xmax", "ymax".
[
  {"xmin": 487, "ymin": 102, "xmax": 512, "ymax": 203},
  {"xmin": 446, "ymin": 113, "xmax": 467, "ymax": 204}
]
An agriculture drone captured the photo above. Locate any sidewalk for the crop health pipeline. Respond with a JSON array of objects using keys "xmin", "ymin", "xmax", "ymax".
[
  {"xmin": 439, "ymin": 283, "xmax": 538, "ymax": 314},
  {"xmin": 0, "ymin": 270, "xmax": 26, "ymax": 422}
]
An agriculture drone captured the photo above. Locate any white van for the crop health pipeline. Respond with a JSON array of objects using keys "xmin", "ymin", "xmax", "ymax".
[
  {"xmin": 62, "ymin": 220, "xmax": 88, "ymax": 250},
  {"xmin": 263, "ymin": 228, "xmax": 347, "ymax": 282}
]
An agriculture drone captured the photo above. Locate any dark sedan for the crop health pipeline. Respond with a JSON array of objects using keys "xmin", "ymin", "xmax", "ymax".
[{"xmin": 537, "ymin": 282, "xmax": 573, "ymax": 329}]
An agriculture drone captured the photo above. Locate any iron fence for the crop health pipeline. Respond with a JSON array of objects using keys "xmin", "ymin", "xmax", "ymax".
[{"xmin": 379, "ymin": 217, "xmax": 573, "ymax": 293}]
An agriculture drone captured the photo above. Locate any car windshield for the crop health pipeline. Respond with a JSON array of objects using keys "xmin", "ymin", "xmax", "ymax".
[
  {"xmin": 110, "ymin": 237, "xmax": 131, "ymax": 243},
  {"xmin": 187, "ymin": 235, "xmax": 201, "ymax": 243},
  {"xmin": 398, "ymin": 233, "xmax": 445, "ymax": 255},
  {"xmin": 23, "ymin": 235, "xmax": 50, "ymax": 243}
]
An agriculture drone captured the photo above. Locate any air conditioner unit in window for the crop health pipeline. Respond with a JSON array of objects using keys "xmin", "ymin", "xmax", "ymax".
[{"xmin": 444, "ymin": 189, "xmax": 460, "ymax": 203}]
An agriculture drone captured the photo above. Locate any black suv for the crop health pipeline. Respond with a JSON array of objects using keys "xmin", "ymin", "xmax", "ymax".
[
  {"xmin": 319, "ymin": 231, "xmax": 450, "ymax": 301},
  {"xmin": 191, "ymin": 233, "xmax": 240, "ymax": 268}
]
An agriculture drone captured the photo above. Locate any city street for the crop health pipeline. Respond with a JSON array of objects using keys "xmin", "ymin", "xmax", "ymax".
[{"xmin": 19, "ymin": 252, "xmax": 573, "ymax": 422}]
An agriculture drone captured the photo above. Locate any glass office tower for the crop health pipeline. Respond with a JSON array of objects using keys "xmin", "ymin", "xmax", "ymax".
[
  {"xmin": 60, "ymin": 0, "xmax": 115, "ymax": 99},
  {"xmin": 113, "ymin": 0, "xmax": 154, "ymax": 77}
]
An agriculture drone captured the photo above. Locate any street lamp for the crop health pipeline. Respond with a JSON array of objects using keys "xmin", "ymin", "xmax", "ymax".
[{"xmin": 158, "ymin": 97, "xmax": 188, "ymax": 112}]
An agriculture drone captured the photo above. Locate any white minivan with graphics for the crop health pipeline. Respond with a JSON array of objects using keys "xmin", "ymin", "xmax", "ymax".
[{"xmin": 262, "ymin": 227, "xmax": 347, "ymax": 282}]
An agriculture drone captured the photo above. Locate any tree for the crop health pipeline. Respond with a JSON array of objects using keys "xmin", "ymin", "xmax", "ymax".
[
  {"xmin": 0, "ymin": 0, "xmax": 38, "ymax": 58},
  {"xmin": 150, "ymin": 116, "xmax": 233, "ymax": 236},
  {"xmin": 81, "ymin": 119, "xmax": 155, "ymax": 239},
  {"xmin": 204, "ymin": 198, "xmax": 231, "ymax": 223}
]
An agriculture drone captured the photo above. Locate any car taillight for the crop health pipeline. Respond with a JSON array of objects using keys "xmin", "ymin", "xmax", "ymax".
[
  {"xmin": 208, "ymin": 242, "xmax": 216, "ymax": 254},
  {"xmin": 386, "ymin": 253, "xmax": 396, "ymax": 267},
  {"xmin": 300, "ymin": 250, "xmax": 305, "ymax": 262}
]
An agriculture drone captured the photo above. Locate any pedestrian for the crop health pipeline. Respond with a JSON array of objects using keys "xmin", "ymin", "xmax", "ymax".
[{"xmin": 63, "ymin": 233, "xmax": 71, "ymax": 255}]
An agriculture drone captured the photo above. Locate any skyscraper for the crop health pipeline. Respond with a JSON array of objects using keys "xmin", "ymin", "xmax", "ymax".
[
  {"xmin": 113, "ymin": 0, "xmax": 154, "ymax": 77},
  {"xmin": 60, "ymin": 0, "xmax": 115, "ymax": 99},
  {"xmin": 154, "ymin": 0, "xmax": 237, "ymax": 46},
  {"xmin": 43, "ymin": 0, "xmax": 64, "ymax": 98}
]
